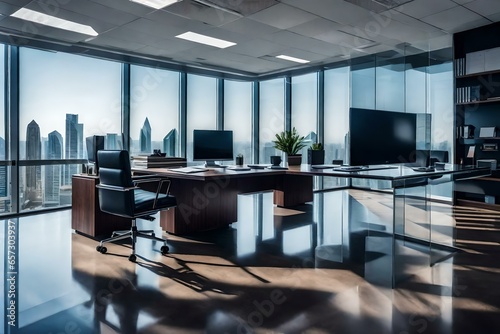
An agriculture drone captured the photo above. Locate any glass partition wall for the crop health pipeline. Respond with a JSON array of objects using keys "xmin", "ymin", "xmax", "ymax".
[{"xmin": 0, "ymin": 42, "xmax": 454, "ymax": 216}]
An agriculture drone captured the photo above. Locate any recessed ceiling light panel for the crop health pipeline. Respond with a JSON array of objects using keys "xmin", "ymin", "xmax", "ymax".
[
  {"xmin": 130, "ymin": 0, "xmax": 181, "ymax": 9},
  {"xmin": 176, "ymin": 31, "xmax": 236, "ymax": 49},
  {"xmin": 11, "ymin": 8, "xmax": 98, "ymax": 36},
  {"xmin": 276, "ymin": 55, "xmax": 310, "ymax": 64}
]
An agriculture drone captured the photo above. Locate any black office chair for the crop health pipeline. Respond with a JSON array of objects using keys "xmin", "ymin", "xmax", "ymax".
[{"xmin": 95, "ymin": 150, "xmax": 177, "ymax": 262}]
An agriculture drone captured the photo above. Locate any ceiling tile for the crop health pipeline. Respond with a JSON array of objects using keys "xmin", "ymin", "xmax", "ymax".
[
  {"xmin": 288, "ymin": 18, "xmax": 343, "ymax": 38},
  {"xmin": 25, "ymin": 2, "xmax": 117, "ymax": 34},
  {"xmin": 0, "ymin": 17, "xmax": 89, "ymax": 43},
  {"xmin": 264, "ymin": 30, "xmax": 344, "ymax": 57},
  {"xmin": 0, "ymin": 0, "xmax": 31, "ymax": 6},
  {"xmin": 248, "ymin": 3, "xmax": 318, "ymax": 29},
  {"xmin": 282, "ymin": 0, "xmax": 372, "ymax": 25},
  {"xmin": 125, "ymin": 18, "xmax": 186, "ymax": 39},
  {"xmin": 163, "ymin": 0, "xmax": 240, "ymax": 27},
  {"xmin": 100, "ymin": 26, "xmax": 164, "ymax": 47},
  {"xmin": 421, "ymin": 6, "xmax": 488, "ymax": 31},
  {"xmin": 88, "ymin": 0, "xmax": 156, "ymax": 16},
  {"xmin": 50, "ymin": 0, "xmax": 139, "ymax": 26},
  {"xmin": 487, "ymin": 12, "xmax": 500, "ymax": 22},
  {"xmin": 394, "ymin": 0, "xmax": 457, "ymax": 19},
  {"xmin": 145, "ymin": 10, "xmax": 211, "ymax": 33},
  {"xmin": 226, "ymin": 39, "xmax": 287, "ymax": 57},
  {"xmin": 0, "ymin": 1, "xmax": 21, "ymax": 16},
  {"xmin": 86, "ymin": 35, "xmax": 146, "ymax": 51},
  {"xmin": 219, "ymin": 18, "xmax": 280, "ymax": 39},
  {"xmin": 452, "ymin": 0, "xmax": 475, "ymax": 4},
  {"xmin": 464, "ymin": 0, "xmax": 500, "ymax": 17}
]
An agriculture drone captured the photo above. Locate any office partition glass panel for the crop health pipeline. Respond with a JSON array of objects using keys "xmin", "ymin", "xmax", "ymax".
[
  {"xmin": 351, "ymin": 57, "xmax": 375, "ymax": 110},
  {"xmin": 224, "ymin": 80, "xmax": 252, "ymax": 164},
  {"xmin": 130, "ymin": 65, "xmax": 180, "ymax": 156},
  {"xmin": 259, "ymin": 78, "xmax": 284, "ymax": 164},
  {"xmin": 19, "ymin": 48, "xmax": 121, "ymax": 211},
  {"xmin": 0, "ymin": 45, "xmax": 9, "ymax": 214},
  {"xmin": 406, "ymin": 67, "xmax": 427, "ymax": 114},
  {"xmin": 429, "ymin": 61, "xmax": 454, "ymax": 199},
  {"xmin": 324, "ymin": 67, "xmax": 349, "ymax": 165},
  {"xmin": 292, "ymin": 73, "xmax": 318, "ymax": 163},
  {"xmin": 186, "ymin": 74, "xmax": 217, "ymax": 162},
  {"xmin": 375, "ymin": 58, "xmax": 405, "ymax": 112}
]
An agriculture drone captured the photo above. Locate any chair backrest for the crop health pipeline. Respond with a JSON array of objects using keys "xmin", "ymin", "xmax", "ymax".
[{"xmin": 97, "ymin": 150, "xmax": 135, "ymax": 217}]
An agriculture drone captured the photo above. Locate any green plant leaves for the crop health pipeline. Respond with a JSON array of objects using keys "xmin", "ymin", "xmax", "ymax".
[{"xmin": 272, "ymin": 127, "xmax": 306, "ymax": 155}]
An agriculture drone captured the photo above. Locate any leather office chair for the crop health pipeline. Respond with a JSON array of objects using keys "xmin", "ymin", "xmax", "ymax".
[{"xmin": 95, "ymin": 150, "xmax": 177, "ymax": 262}]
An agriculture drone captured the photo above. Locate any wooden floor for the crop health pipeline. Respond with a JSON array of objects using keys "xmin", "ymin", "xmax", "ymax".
[{"xmin": 2, "ymin": 191, "xmax": 500, "ymax": 333}]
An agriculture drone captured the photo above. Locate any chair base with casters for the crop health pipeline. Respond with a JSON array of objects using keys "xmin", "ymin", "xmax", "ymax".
[
  {"xmin": 95, "ymin": 150, "xmax": 177, "ymax": 262},
  {"xmin": 95, "ymin": 215, "xmax": 171, "ymax": 262}
]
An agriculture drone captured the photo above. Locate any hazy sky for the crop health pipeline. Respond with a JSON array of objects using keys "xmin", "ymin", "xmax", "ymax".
[{"xmin": 18, "ymin": 48, "xmax": 122, "ymax": 141}]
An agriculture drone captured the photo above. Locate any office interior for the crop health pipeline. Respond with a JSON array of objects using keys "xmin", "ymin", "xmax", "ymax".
[{"xmin": 1, "ymin": 0, "xmax": 500, "ymax": 333}]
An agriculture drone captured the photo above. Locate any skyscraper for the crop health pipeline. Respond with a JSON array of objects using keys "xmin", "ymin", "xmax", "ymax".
[
  {"xmin": 25, "ymin": 120, "xmax": 42, "ymax": 208},
  {"xmin": 64, "ymin": 114, "xmax": 81, "ymax": 185},
  {"xmin": 140, "ymin": 117, "xmax": 151, "ymax": 153},
  {"xmin": 45, "ymin": 130, "xmax": 63, "ymax": 206},
  {"xmin": 163, "ymin": 128, "xmax": 176, "ymax": 156}
]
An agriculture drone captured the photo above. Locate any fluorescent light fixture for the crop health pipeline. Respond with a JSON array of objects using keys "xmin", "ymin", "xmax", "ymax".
[
  {"xmin": 129, "ymin": 0, "xmax": 181, "ymax": 9},
  {"xmin": 176, "ymin": 31, "xmax": 236, "ymax": 49},
  {"xmin": 11, "ymin": 8, "xmax": 98, "ymax": 36},
  {"xmin": 276, "ymin": 55, "xmax": 310, "ymax": 64}
]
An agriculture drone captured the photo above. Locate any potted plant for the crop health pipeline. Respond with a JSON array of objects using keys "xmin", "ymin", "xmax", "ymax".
[
  {"xmin": 236, "ymin": 153, "xmax": 244, "ymax": 166},
  {"xmin": 273, "ymin": 127, "xmax": 306, "ymax": 166},
  {"xmin": 308, "ymin": 142, "xmax": 325, "ymax": 165}
]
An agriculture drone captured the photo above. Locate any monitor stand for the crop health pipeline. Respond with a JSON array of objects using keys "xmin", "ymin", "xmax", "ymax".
[{"xmin": 204, "ymin": 160, "xmax": 224, "ymax": 168}]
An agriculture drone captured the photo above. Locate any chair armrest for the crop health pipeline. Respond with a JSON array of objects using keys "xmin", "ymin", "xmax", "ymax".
[
  {"xmin": 96, "ymin": 184, "xmax": 137, "ymax": 192},
  {"xmin": 132, "ymin": 176, "xmax": 172, "ymax": 209}
]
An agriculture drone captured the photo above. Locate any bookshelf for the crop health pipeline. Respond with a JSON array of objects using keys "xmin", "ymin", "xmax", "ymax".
[{"xmin": 454, "ymin": 22, "xmax": 500, "ymax": 204}]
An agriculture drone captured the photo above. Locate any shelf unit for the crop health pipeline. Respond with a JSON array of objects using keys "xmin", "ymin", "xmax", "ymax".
[{"xmin": 454, "ymin": 22, "xmax": 500, "ymax": 204}]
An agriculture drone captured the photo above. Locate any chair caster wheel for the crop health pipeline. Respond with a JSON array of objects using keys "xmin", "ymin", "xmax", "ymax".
[
  {"xmin": 161, "ymin": 245, "xmax": 169, "ymax": 255},
  {"xmin": 96, "ymin": 246, "xmax": 107, "ymax": 254},
  {"xmin": 128, "ymin": 254, "xmax": 136, "ymax": 262}
]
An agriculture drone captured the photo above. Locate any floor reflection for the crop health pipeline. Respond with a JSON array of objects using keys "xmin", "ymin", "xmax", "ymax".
[{"xmin": 1, "ymin": 195, "xmax": 500, "ymax": 333}]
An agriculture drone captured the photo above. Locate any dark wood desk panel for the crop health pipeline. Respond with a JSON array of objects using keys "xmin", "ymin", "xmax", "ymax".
[
  {"xmin": 71, "ymin": 175, "xmax": 131, "ymax": 238},
  {"xmin": 135, "ymin": 168, "xmax": 313, "ymax": 235}
]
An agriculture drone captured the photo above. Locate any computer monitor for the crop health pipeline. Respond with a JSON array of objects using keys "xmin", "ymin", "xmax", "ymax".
[
  {"xmin": 350, "ymin": 108, "xmax": 417, "ymax": 166},
  {"xmin": 193, "ymin": 130, "xmax": 233, "ymax": 167},
  {"xmin": 86, "ymin": 135, "xmax": 105, "ymax": 172}
]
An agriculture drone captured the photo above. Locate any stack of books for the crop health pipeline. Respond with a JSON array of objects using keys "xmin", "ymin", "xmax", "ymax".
[{"xmin": 132, "ymin": 155, "xmax": 187, "ymax": 168}]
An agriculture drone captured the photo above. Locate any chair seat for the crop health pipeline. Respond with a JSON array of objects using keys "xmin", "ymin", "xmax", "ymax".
[{"xmin": 134, "ymin": 189, "xmax": 177, "ymax": 213}]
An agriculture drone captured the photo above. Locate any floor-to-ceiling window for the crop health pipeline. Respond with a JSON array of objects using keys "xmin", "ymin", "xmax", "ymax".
[
  {"xmin": 224, "ymin": 80, "xmax": 252, "ymax": 164},
  {"xmin": 130, "ymin": 65, "xmax": 180, "ymax": 156},
  {"xmin": 259, "ymin": 78, "xmax": 284, "ymax": 164},
  {"xmin": 19, "ymin": 48, "xmax": 121, "ymax": 211},
  {"xmin": 292, "ymin": 73, "xmax": 318, "ymax": 163},
  {"xmin": 186, "ymin": 74, "xmax": 217, "ymax": 162},
  {"xmin": 0, "ymin": 45, "xmax": 8, "ymax": 214}
]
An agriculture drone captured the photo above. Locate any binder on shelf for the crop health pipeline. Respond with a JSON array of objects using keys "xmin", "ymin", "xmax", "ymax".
[
  {"xmin": 479, "ymin": 127, "xmax": 496, "ymax": 138},
  {"xmin": 462, "ymin": 125, "xmax": 475, "ymax": 139}
]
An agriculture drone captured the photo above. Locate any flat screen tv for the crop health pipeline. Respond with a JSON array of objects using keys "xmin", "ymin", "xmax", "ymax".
[
  {"xmin": 349, "ymin": 108, "xmax": 416, "ymax": 166},
  {"xmin": 193, "ymin": 130, "xmax": 233, "ymax": 167}
]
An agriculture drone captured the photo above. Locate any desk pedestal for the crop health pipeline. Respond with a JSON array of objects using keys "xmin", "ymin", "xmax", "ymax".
[{"xmin": 71, "ymin": 175, "xmax": 131, "ymax": 238}]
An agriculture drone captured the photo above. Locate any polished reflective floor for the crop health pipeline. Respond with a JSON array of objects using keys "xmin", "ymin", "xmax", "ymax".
[{"xmin": 1, "ymin": 190, "xmax": 500, "ymax": 333}]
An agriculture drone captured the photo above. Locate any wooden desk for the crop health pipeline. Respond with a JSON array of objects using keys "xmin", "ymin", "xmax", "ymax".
[
  {"xmin": 132, "ymin": 167, "xmax": 313, "ymax": 235},
  {"xmin": 71, "ymin": 174, "xmax": 131, "ymax": 238}
]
